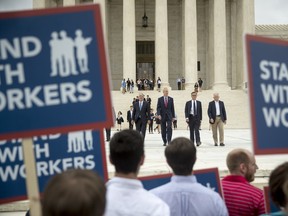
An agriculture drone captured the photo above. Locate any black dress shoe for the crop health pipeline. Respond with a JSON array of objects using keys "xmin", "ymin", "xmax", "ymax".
[
  {"xmin": 220, "ymin": 143, "xmax": 225, "ymax": 146},
  {"xmin": 214, "ymin": 143, "xmax": 218, "ymax": 146},
  {"xmin": 196, "ymin": 142, "xmax": 201, "ymax": 147},
  {"xmin": 163, "ymin": 143, "xmax": 167, "ymax": 146}
]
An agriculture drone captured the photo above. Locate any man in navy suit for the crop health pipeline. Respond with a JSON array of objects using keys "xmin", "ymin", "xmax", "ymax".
[
  {"xmin": 157, "ymin": 87, "xmax": 176, "ymax": 146},
  {"xmin": 207, "ymin": 93, "xmax": 227, "ymax": 146},
  {"xmin": 132, "ymin": 93, "xmax": 150, "ymax": 138},
  {"xmin": 185, "ymin": 92, "xmax": 202, "ymax": 146}
]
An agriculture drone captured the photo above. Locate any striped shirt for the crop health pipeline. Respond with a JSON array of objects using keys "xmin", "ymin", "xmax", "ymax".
[{"xmin": 222, "ymin": 175, "xmax": 265, "ymax": 216}]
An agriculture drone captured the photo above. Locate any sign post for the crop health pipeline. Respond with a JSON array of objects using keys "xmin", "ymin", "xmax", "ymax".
[{"xmin": 22, "ymin": 138, "xmax": 41, "ymax": 216}]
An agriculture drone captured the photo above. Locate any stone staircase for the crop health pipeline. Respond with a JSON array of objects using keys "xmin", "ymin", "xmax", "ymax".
[{"xmin": 111, "ymin": 88, "xmax": 251, "ymax": 130}]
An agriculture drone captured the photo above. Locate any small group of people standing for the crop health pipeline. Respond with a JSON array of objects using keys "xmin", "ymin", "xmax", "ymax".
[
  {"xmin": 121, "ymin": 78, "xmax": 134, "ymax": 94},
  {"xmin": 185, "ymin": 91, "xmax": 227, "ymax": 147}
]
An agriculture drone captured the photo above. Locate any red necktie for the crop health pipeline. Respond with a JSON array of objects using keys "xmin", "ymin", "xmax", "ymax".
[{"xmin": 164, "ymin": 97, "xmax": 168, "ymax": 107}]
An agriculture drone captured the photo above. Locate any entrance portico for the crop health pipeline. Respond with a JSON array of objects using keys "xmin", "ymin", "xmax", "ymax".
[{"xmin": 33, "ymin": 0, "xmax": 255, "ymax": 90}]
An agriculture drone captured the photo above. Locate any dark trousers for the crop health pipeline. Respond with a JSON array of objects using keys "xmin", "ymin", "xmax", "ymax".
[
  {"xmin": 149, "ymin": 121, "xmax": 154, "ymax": 133},
  {"xmin": 128, "ymin": 120, "xmax": 133, "ymax": 129},
  {"xmin": 188, "ymin": 115, "xmax": 201, "ymax": 144},
  {"xmin": 105, "ymin": 128, "xmax": 111, "ymax": 141},
  {"xmin": 135, "ymin": 119, "xmax": 147, "ymax": 138},
  {"xmin": 161, "ymin": 118, "xmax": 172, "ymax": 144}
]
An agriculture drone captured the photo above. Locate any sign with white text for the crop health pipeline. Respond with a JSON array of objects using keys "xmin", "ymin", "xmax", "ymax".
[
  {"xmin": 0, "ymin": 130, "xmax": 108, "ymax": 204},
  {"xmin": 139, "ymin": 168, "xmax": 223, "ymax": 197},
  {"xmin": 0, "ymin": 5, "xmax": 112, "ymax": 140},
  {"xmin": 246, "ymin": 35, "xmax": 288, "ymax": 154}
]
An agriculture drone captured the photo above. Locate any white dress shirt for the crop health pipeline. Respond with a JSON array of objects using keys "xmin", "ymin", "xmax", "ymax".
[
  {"xmin": 150, "ymin": 175, "xmax": 228, "ymax": 216},
  {"xmin": 105, "ymin": 177, "xmax": 170, "ymax": 216},
  {"xmin": 215, "ymin": 101, "xmax": 220, "ymax": 115}
]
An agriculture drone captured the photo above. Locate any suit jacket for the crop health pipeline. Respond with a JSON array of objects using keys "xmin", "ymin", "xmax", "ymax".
[
  {"xmin": 185, "ymin": 100, "xmax": 202, "ymax": 120},
  {"xmin": 207, "ymin": 100, "xmax": 227, "ymax": 123},
  {"xmin": 132, "ymin": 101, "xmax": 150, "ymax": 122},
  {"xmin": 157, "ymin": 96, "xmax": 175, "ymax": 121},
  {"xmin": 127, "ymin": 110, "xmax": 133, "ymax": 122}
]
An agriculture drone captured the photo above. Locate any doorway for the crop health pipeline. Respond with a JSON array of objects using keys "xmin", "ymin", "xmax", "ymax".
[{"xmin": 136, "ymin": 41, "xmax": 155, "ymax": 90}]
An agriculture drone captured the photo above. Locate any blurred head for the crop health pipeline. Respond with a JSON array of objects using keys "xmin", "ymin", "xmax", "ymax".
[
  {"xmin": 269, "ymin": 162, "xmax": 288, "ymax": 209},
  {"xmin": 213, "ymin": 93, "xmax": 220, "ymax": 101},
  {"xmin": 191, "ymin": 92, "xmax": 197, "ymax": 100},
  {"xmin": 138, "ymin": 93, "xmax": 144, "ymax": 101},
  {"xmin": 165, "ymin": 137, "xmax": 197, "ymax": 175},
  {"xmin": 226, "ymin": 149, "xmax": 258, "ymax": 182},
  {"xmin": 42, "ymin": 169, "xmax": 106, "ymax": 216},
  {"xmin": 163, "ymin": 87, "xmax": 169, "ymax": 97},
  {"xmin": 109, "ymin": 130, "xmax": 144, "ymax": 175}
]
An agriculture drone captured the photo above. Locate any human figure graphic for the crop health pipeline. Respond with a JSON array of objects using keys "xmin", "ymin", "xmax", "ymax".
[
  {"xmin": 49, "ymin": 32, "xmax": 64, "ymax": 77},
  {"xmin": 85, "ymin": 130, "xmax": 93, "ymax": 150},
  {"xmin": 67, "ymin": 130, "xmax": 93, "ymax": 152},
  {"xmin": 59, "ymin": 30, "xmax": 78, "ymax": 76},
  {"xmin": 75, "ymin": 29, "xmax": 92, "ymax": 73}
]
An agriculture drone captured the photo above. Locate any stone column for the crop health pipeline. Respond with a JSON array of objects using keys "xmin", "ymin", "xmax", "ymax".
[
  {"xmin": 93, "ymin": 0, "xmax": 108, "ymax": 43},
  {"xmin": 155, "ymin": 0, "xmax": 169, "ymax": 87},
  {"xmin": 183, "ymin": 0, "xmax": 197, "ymax": 90},
  {"xmin": 33, "ymin": 0, "xmax": 46, "ymax": 8},
  {"xmin": 237, "ymin": 0, "xmax": 255, "ymax": 90},
  {"xmin": 213, "ymin": 0, "xmax": 229, "ymax": 90},
  {"xmin": 63, "ymin": 0, "xmax": 76, "ymax": 6},
  {"xmin": 123, "ymin": 0, "xmax": 136, "ymax": 82}
]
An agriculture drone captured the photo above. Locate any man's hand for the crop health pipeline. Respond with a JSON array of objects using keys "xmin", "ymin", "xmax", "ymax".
[
  {"xmin": 210, "ymin": 118, "xmax": 214, "ymax": 124},
  {"xmin": 158, "ymin": 115, "xmax": 162, "ymax": 120}
]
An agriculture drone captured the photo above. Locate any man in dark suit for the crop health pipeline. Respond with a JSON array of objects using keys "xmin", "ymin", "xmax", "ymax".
[
  {"xmin": 132, "ymin": 93, "xmax": 150, "ymax": 138},
  {"xmin": 157, "ymin": 87, "xmax": 176, "ymax": 146},
  {"xmin": 185, "ymin": 92, "xmax": 202, "ymax": 146},
  {"xmin": 127, "ymin": 105, "xmax": 134, "ymax": 129},
  {"xmin": 207, "ymin": 93, "xmax": 227, "ymax": 146}
]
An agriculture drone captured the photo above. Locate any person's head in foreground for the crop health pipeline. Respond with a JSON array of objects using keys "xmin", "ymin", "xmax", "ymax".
[
  {"xmin": 109, "ymin": 129, "xmax": 144, "ymax": 177},
  {"xmin": 42, "ymin": 169, "xmax": 106, "ymax": 216},
  {"xmin": 269, "ymin": 162, "xmax": 288, "ymax": 213},
  {"xmin": 226, "ymin": 148, "xmax": 258, "ymax": 182},
  {"xmin": 165, "ymin": 137, "xmax": 197, "ymax": 175}
]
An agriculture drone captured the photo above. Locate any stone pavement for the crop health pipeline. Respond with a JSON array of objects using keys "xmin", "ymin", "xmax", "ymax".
[{"xmin": 1, "ymin": 129, "xmax": 287, "ymax": 215}]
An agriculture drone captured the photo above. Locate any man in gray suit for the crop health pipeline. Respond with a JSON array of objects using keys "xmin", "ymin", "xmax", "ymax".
[
  {"xmin": 132, "ymin": 93, "xmax": 150, "ymax": 138},
  {"xmin": 207, "ymin": 93, "xmax": 227, "ymax": 146},
  {"xmin": 157, "ymin": 87, "xmax": 175, "ymax": 146}
]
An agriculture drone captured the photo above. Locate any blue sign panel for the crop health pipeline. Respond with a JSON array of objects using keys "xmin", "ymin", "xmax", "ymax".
[
  {"xmin": 0, "ymin": 5, "xmax": 112, "ymax": 140},
  {"xmin": 0, "ymin": 130, "xmax": 108, "ymax": 204},
  {"xmin": 139, "ymin": 168, "xmax": 223, "ymax": 197},
  {"xmin": 264, "ymin": 186, "xmax": 281, "ymax": 213},
  {"xmin": 246, "ymin": 35, "xmax": 288, "ymax": 154}
]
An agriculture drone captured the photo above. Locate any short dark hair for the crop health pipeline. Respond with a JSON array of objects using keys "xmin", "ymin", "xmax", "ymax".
[
  {"xmin": 42, "ymin": 169, "xmax": 106, "ymax": 216},
  {"xmin": 269, "ymin": 162, "xmax": 288, "ymax": 208},
  {"xmin": 109, "ymin": 129, "xmax": 144, "ymax": 174},
  {"xmin": 226, "ymin": 149, "xmax": 250, "ymax": 173},
  {"xmin": 165, "ymin": 137, "xmax": 196, "ymax": 175}
]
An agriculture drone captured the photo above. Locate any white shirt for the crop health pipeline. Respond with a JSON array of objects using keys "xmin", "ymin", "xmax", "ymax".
[
  {"xmin": 105, "ymin": 177, "xmax": 170, "ymax": 216},
  {"xmin": 215, "ymin": 101, "xmax": 220, "ymax": 115},
  {"xmin": 150, "ymin": 175, "xmax": 228, "ymax": 216},
  {"xmin": 190, "ymin": 100, "xmax": 197, "ymax": 115}
]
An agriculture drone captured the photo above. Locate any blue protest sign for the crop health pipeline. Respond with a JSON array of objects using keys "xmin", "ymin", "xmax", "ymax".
[
  {"xmin": 0, "ymin": 130, "xmax": 108, "ymax": 204},
  {"xmin": 264, "ymin": 186, "xmax": 281, "ymax": 213},
  {"xmin": 246, "ymin": 35, "xmax": 288, "ymax": 154},
  {"xmin": 0, "ymin": 5, "xmax": 112, "ymax": 140},
  {"xmin": 139, "ymin": 168, "xmax": 223, "ymax": 197}
]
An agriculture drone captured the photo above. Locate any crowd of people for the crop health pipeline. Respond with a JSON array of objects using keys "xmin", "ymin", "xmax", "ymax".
[{"xmin": 35, "ymin": 129, "xmax": 288, "ymax": 216}]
